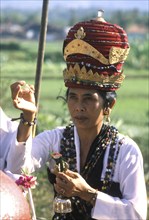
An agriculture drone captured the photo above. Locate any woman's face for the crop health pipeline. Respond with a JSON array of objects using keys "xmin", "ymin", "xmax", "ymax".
[{"xmin": 67, "ymin": 88, "xmax": 104, "ymax": 129}]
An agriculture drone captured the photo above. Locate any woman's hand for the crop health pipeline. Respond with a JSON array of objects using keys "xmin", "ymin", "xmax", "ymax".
[
  {"xmin": 10, "ymin": 81, "xmax": 37, "ymax": 142},
  {"xmin": 10, "ymin": 81, "xmax": 37, "ymax": 115},
  {"xmin": 54, "ymin": 169, "xmax": 97, "ymax": 202}
]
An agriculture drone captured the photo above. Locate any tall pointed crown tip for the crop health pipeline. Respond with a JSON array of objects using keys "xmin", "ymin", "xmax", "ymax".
[
  {"xmin": 98, "ymin": 9, "xmax": 104, "ymax": 17},
  {"xmin": 96, "ymin": 9, "xmax": 106, "ymax": 22}
]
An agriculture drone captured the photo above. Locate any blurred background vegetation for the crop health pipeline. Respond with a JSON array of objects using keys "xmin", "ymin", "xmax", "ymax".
[{"xmin": 0, "ymin": 3, "xmax": 149, "ymax": 219}]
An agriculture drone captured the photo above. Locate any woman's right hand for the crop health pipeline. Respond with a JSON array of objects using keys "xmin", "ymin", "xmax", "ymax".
[{"xmin": 10, "ymin": 81, "xmax": 37, "ymax": 115}]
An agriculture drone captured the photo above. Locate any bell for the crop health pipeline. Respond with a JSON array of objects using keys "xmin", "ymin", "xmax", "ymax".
[
  {"xmin": 53, "ymin": 195, "xmax": 72, "ymax": 213},
  {"xmin": 50, "ymin": 153, "xmax": 72, "ymax": 214}
]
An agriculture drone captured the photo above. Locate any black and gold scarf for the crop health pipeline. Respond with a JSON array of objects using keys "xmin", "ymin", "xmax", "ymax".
[{"xmin": 48, "ymin": 123, "xmax": 123, "ymax": 220}]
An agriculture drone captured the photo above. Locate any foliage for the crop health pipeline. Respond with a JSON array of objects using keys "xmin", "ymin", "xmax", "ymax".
[
  {"xmin": 1, "ymin": 39, "xmax": 148, "ymax": 71},
  {"xmin": 0, "ymin": 79, "xmax": 14, "ymax": 107},
  {"xmin": 0, "ymin": 39, "xmax": 148, "ymax": 219},
  {"xmin": 126, "ymin": 39, "xmax": 149, "ymax": 69},
  {"xmin": 110, "ymin": 9, "xmax": 148, "ymax": 29},
  {"xmin": 1, "ymin": 9, "xmax": 41, "ymax": 25},
  {"xmin": 32, "ymin": 169, "xmax": 54, "ymax": 219},
  {"xmin": 0, "ymin": 42, "xmax": 21, "ymax": 50},
  {"xmin": 1, "ymin": 7, "xmax": 148, "ymax": 30}
]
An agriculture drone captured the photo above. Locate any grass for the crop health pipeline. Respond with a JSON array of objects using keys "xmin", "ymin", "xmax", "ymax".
[
  {"xmin": 2, "ymin": 77, "xmax": 148, "ymax": 123},
  {"xmin": 1, "ymin": 39, "xmax": 148, "ymax": 219},
  {"xmin": 32, "ymin": 169, "xmax": 54, "ymax": 219}
]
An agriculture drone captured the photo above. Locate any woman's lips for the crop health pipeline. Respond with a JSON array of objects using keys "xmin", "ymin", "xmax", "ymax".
[{"xmin": 74, "ymin": 116, "xmax": 88, "ymax": 122}]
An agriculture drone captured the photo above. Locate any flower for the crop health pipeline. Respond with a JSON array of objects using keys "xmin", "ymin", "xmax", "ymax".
[
  {"xmin": 51, "ymin": 152, "xmax": 62, "ymax": 160},
  {"xmin": 15, "ymin": 175, "xmax": 37, "ymax": 189},
  {"xmin": 50, "ymin": 151, "xmax": 69, "ymax": 173},
  {"xmin": 15, "ymin": 171, "xmax": 37, "ymax": 220}
]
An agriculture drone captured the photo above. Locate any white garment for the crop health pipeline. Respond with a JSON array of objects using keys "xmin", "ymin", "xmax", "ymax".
[
  {"xmin": 8, "ymin": 126, "xmax": 147, "ymax": 220},
  {"xmin": 0, "ymin": 107, "xmax": 18, "ymax": 172}
]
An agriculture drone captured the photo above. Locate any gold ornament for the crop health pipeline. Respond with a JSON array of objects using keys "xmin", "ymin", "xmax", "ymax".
[
  {"xmin": 63, "ymin": 63, "xmax": 125, "ymax": 86},
  {"xmin": 74, "ymin": 27, "xmax": 86, "ymax": 39},
  {"xmin": 64, "ymin": 38, "xmax": 130, "ymax": 65}
]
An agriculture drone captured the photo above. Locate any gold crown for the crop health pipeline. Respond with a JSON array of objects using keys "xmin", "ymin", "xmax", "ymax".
[{"xmin": 63, "ymin": 63, "xmax": 125, "ymax": 87}]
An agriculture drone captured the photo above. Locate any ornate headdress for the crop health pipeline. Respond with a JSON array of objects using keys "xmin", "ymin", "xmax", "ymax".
[{"xmin": 63, "ymin": 10, "xmax": 130, "ymax": 91}]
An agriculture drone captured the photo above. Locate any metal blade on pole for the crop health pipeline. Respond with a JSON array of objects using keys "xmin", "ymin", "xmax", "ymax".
[{"xmin": 33, "ymin": 0, "xmax": 49, "ymax": 136}]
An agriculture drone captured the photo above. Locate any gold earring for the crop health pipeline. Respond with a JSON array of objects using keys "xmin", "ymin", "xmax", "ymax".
[
  {"xmin": 104, "ymin": 108, "xmax": 111, "ymax": 124},
  {"xmin": 105, "ymin": 114, "xmax": 111, "ymax": 124}
]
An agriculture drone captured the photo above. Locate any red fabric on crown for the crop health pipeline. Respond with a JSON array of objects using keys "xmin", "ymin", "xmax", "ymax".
[{"xmin": 63, "ymin": 17, "xmax": 130, "ymax": 91}]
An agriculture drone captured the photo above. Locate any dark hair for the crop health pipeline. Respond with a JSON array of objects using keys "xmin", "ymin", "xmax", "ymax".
[
  {"xmin": 65, "ymin": 88, "xmax": 117, "ymax": 108},
  {"xmin": 98, "ymin": 90, "xmax": 117, "ymax": 108}
]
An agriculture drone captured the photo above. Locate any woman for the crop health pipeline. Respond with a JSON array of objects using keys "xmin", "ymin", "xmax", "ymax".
[{"xmin": 9, "ymin": 11, "xmax": 147, "ymax": 220}]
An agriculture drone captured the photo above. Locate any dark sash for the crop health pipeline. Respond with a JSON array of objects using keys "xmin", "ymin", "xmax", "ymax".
[{"xmin": 47, "ymin": 124, "xmax": 122, "ymax": 220}]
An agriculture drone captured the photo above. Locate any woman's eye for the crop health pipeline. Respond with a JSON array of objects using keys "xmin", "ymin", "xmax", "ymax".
[
  {"xmin": 84, "ymin": 97, "xmax": 92, "ymax": 101},
  {"xmin": 68, "ymin": 96, "xmax": 77, "ymax": 100}
]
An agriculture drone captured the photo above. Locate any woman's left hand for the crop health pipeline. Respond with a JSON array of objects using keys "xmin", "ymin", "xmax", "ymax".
[{"xmin": 54, "ymin": 169, "xmax": 95, "ymax": 201}]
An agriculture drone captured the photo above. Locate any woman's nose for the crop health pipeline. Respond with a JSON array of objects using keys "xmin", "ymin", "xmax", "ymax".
[{"xmin": 75, "ymin": 102, "xmax": 85, "ymax": 112}]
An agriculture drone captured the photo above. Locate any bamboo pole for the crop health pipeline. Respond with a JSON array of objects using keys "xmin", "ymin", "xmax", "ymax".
[{"xmin": 33, "ymin": 0, "xmax": 49, "ymax": 137}]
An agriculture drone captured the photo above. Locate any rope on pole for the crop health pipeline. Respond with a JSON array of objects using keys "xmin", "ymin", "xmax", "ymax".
[{"xmin": 33, "ymin": 0, "xmax": 49, "ymax": 136}]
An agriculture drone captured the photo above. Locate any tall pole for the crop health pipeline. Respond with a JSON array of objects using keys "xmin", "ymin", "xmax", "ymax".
[{"xmin": 33, "ymin": 0, "xmax": 49, "ymax": 136}]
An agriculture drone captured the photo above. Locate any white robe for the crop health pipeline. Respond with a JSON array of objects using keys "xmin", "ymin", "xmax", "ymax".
[
  {"xmin": 7, "ymin": 126, "xmax": 147, "ymax": 220},
  {"xmin": 0, "ymin": 107, "xmax": 18, "ymax": 172}
]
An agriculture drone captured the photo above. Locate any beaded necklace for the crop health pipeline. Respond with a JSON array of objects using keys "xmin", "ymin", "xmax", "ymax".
[
  {"xmin": 58, "ymin": 123, "xmax": 123, "ymax": 219},
  {"xmin": 60, "ymin": 124, "xmax": 123, "ymax": 184}
]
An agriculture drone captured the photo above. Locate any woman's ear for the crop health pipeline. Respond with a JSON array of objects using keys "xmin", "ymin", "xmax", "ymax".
[
  {"xmin": 109, "ymin": 98, "xmax": 116, "ymax": 109},
  {"xmin": 103, "ymin": 98, "xmax": 116, "ymax": 124}
]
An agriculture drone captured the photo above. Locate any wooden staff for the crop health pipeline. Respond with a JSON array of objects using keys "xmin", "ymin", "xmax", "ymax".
[{"xmin": 33, "ymin": 0, "xmax": 49, "ymax": 136}]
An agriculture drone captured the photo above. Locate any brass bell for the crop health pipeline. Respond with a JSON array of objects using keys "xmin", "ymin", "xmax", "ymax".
[{"xmin": 53, "ymin": 196, "xmax": 72, "ymax": 213}]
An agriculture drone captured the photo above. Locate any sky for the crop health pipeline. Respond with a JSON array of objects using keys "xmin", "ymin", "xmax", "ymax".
[{"xmin": 1, "ymin": 0, "xmax": 149, "ymax": 11}]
